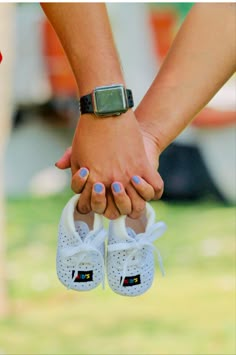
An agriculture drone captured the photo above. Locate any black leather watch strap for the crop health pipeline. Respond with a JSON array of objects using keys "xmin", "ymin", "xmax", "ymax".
[{"xmin": 80, "ymin": 88, "xmax": 134, "ymax": 115}]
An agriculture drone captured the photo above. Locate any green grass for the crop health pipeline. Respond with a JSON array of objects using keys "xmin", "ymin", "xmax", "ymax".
[{"xmin": 0, "ymin": 192, "xmax": 235, "ymax": 355}]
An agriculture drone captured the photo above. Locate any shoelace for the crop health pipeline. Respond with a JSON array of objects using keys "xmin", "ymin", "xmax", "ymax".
[
  {"xmin": 60, "ymin": 228, "xmax": 107, "ymax": 289},
  {"xmin": 108, "ymin": 222, "xmax": 166, "ymax": 287}
]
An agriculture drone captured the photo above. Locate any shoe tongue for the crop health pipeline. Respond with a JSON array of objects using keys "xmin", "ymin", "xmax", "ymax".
[
  {"xmin": 146, "ymin": 203, "xmax": 156, "ymax": 231},
  {"xmin": 111, "ymin": 216, "xmax": 130, "ymax": 240},
  {"xmin": 93, "ymin": 213, "xmax": 103, "ymax": 230},
  {"xmin": 127, "ymin": 227, "xmax": 137, "ymax": 239},
  {"xmin": 74, "ymin": 221, "xmax": 90, "ymax": 240}
]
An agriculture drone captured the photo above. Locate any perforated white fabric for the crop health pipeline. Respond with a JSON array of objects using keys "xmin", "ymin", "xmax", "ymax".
[
  {"xmin": 107, "ymin": 203, "xmax": 166, "ymax": 297},
  {"xmin": 56, "ymin": 195, "xmax": 106, "ymax": 291}
]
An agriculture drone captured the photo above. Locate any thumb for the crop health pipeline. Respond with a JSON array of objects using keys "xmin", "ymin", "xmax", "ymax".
[{"xmin": 55, "ymin": 146, "xmax": 72, "ymax": 170}]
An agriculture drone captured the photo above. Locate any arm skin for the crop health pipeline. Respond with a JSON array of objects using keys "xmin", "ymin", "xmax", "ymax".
[
  {"xmin": 136, "ymin": 3, "xmax": 236, "ymax": 153},
  {"xmin": 53, "ymin": 3, "xmax": 236, "ymax": 218},
  {"xmin": 41, "ymin": 3, "xmax": 163, "ymax": 220}
]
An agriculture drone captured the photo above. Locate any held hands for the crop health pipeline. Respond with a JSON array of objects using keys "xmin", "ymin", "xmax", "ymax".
[{"xmin": 56, "ymin": 110, "xmax": 164, "ymax": 219}]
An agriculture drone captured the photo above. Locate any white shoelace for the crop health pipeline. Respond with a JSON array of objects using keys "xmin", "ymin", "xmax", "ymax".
[
  {"xmin": 59, "ymin": 228, "xmax": 107, "ymax": 289},
  {"xmin": 108, "ymin": 222, "xmax": 166, "ymax": 287}
]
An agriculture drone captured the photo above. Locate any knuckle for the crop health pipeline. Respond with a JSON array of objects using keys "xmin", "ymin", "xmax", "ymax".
[
  {"xmin": 121, "ymin": 207, "xmax": 132, "ymax": 216},
  {"xmin": 133, "ymin": 202, "xmax": 145, "ymax": 214},
  {"xmin": 144, "ymin": 195, "xmax": 152, "ymax": 202},
  {"xmin": 154, "ymin": 188, "xmax": 164, "ymax": 200},
  {"xmin": 78, "ymin": 204, "xmax": 91, "ymax": 214},
  {"xmin": 94, "ymin": 210, "xmax": 104, "ymax": 215},
  {"xmin": 88, "ymin": 176, "xmax": 96, "ymax": 185},
  {"xmin": 157, "ymin": 190, "xmax": 164, "ymax": 199},
  {"xmin": 104, "ymin": 210, "xmax": 120, "ymax": 220},
  {"xmin": 91, "ymin": 197, "xmax": 103, "ymax": 207},
  {"xmin": 153, "ymin": 178, "xmax": 164, "ymax": 193},
  {"xmin": 146, "ymin": 189, "xmax": 155, "ymax": 201},
  {"xmin": 128, "ymin": 211, "xmax": 142, "ymax": 219},
  {"xmin": 138, "ymin": 185, "xmax": 146, "ymax": 194},
  {"xmin": 138, "ymin": 187, "xmax": 153, "ymax": 201},
  {"xmin": 92, "ymin": 206, "xmax": 105, "ymax": 214},
  {"xmin": 156, "ymin": 179, "xmax": 164, "ymax": 199}
]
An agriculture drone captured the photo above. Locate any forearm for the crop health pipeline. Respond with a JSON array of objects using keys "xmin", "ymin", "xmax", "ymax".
[
  {"xmin": 41, "ymin": 3, "xmax": 124, "ymax": 96},
  {"xmin": 136, "ymin": 3, "xmax": 236, "ymax": 152},
  {"xmin": 42, "ymin": 3, "xmax": 164, "ymax": 218}
]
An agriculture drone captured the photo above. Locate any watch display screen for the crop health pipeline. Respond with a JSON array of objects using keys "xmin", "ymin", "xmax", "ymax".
[{"xmin": 94, "ymin": 86, "xmax": 127, "ymax": 116}]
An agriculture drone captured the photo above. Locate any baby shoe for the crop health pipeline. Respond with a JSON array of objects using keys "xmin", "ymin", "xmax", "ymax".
[
  {"xmin": 107, "ymin": 202, "xmax": 166, "ymax": 296},
  {"xmin": 57, "ymin": 194, "xmax": 107, "ymax": 291}
]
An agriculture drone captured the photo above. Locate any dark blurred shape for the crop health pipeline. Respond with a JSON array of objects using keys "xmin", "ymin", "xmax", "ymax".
[
  {"xmin": 159, "ymin": 143, "xmax": 225, "ymax": 202},
  {"xmin": 13, "ymin": 97, "xmax": 79, "ymax": 129}
]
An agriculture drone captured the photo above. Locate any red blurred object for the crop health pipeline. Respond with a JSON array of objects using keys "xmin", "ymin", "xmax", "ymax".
[
  {"xmin": 149, "ymin": 10, "xmax": 177, "ymax": 60},
  {"xmin": 192, "ymin": 108, "xmax": 236, "ymax": 128},
  {"xmin": 42, "ymin": 19, "xmax": 78, "ymax": 96},
  {"xmin": 149, "ymin": 10, "xmax": 236, "ymax": 129},
  {"xmin": 0, "ymin": 51, "xmax": 2, "ymax": 63}
]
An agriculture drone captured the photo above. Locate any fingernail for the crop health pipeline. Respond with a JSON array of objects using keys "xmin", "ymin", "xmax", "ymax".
[
  {"xmin": 112, "ymin": 182, "xmax": 121, "ymax": 193},
  {"xmin": 94, "ymin": 183, "xmax": 103, "ymax": 194},
  {"xmin": 79, "ymin": 168, "xmax": 88, "ymax": 178},
  {"xmin": 132, "ymin": 176, "xmax": 140, "ymax": 184}
]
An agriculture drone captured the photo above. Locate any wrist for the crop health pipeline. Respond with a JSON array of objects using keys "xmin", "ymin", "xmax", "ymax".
[
  {"xmin": 135, "ymin": 107, "xmax": 172, "ymax": 154},
  {"xmin": 135, "ymin": 79, "xmax": 189, "ymax": 153},
  {"xmin": 79, "ymin": 108, "xmax": 135, "ymax": 124}
]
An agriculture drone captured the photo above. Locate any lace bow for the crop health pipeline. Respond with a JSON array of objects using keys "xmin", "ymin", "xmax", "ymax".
[
  {"xmin": 108, "ymin": 222, "xmax": 166, "ymax": 287},
  {"xmin": 60, "ymin": 228, "xmax": 107, "ymax": 289}
]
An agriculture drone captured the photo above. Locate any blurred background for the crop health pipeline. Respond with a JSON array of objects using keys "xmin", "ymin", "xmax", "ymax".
[{"xmin": 0, "ymin": 3, "xmax": 235, "ymax": 354}]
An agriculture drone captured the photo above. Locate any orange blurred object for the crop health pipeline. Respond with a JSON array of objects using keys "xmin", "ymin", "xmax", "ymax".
[
  {"xmin": 149, "ymin": 10, "xmax": 177, "ymax": 60},
  {"xmin": 42, "ymin": 19, "xmax": 78, "ymax": 97}
]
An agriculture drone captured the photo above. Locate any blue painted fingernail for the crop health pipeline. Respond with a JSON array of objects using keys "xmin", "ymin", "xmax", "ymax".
[
  {"xmin": 79, "ymin": 168, "xmax": 88, "ymax": 178},
  {"xmin": 94, "ymin": 183, "xmax": 103, "ymax": 194},
  {"xmin": 132, "ymin": 176, "xmax": 140, "ymax": 184},
  {"xmin": 112, "ymin": 182, "xmax": 121, "ymax": 193}
]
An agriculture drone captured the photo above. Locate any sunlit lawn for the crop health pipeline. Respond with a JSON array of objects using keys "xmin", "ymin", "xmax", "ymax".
[{"xmin": 0, "ymin": 192, "xmax": 235, "ymax": 354}]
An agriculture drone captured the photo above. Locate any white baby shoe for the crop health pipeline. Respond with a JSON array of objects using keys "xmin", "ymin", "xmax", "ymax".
[
  {"xmin": 57, "ymin": 194, "xmax": 107, "ymax": 291},
  {"xmin": 107, "ymin": 202, "xmax": 166, "ymax": 296}
]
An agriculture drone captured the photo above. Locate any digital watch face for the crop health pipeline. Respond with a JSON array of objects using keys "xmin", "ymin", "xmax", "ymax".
[{"xmin": 93, "ymin": 85, "xmax": 127, "ymax": 116}]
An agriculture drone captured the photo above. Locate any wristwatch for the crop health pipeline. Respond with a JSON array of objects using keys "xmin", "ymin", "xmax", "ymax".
[{"xmin": 79, "ymin": 84, "xmax": 134, "ymax": 117}]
